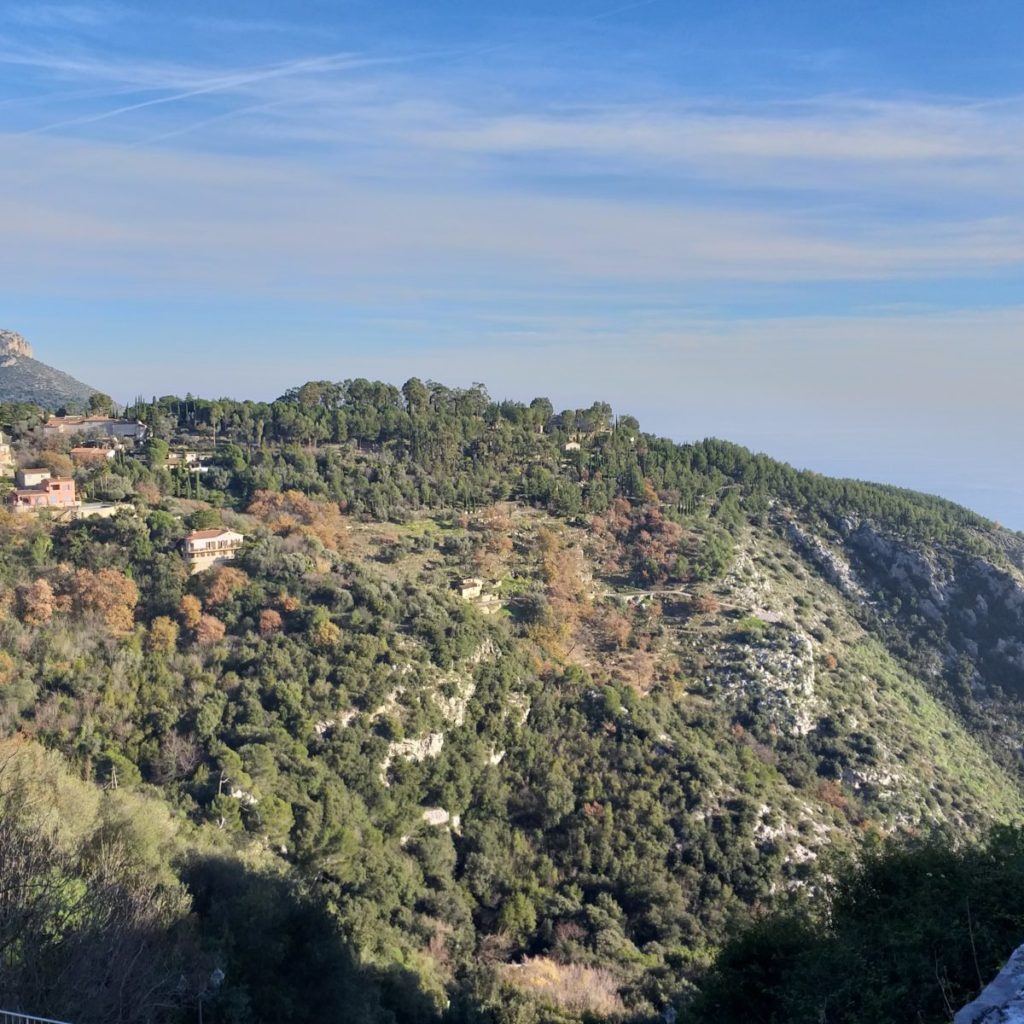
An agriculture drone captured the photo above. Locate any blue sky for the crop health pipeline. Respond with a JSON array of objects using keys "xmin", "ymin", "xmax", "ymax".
[{"xmin": 2, "ymin": 1, "xmax": 1023, "ymax": 525}]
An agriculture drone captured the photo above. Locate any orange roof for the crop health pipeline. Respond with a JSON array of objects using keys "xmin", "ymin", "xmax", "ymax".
[{"xmin": 186, "ymin": 528, "xmax": 238, "ymax": 540}]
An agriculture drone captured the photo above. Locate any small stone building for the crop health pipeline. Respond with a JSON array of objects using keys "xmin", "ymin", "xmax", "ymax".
[{"xmin": 454, "ymin": 577, "xmax": 484, "ymax": 600}]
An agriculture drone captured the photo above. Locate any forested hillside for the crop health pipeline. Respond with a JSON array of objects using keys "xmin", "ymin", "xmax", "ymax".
[{"xmin": 2, "ymin": 379, "xmax": 1024, "ymax": 1023}]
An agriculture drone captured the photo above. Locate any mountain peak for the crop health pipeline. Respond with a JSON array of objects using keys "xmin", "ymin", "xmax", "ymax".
[{"xmin": 0, "ymin": 329, "xmax": 33, "ymax": 365}]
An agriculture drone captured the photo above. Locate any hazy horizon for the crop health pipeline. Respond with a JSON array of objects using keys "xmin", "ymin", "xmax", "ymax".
[{"xmin": 3, "ymin": 0, "xmax": 1022, "ymax": 527}]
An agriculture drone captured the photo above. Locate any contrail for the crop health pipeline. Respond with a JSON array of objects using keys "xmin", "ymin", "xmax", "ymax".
[
  {"xmin": 15, "ymin": 0, "xmax": 668, "ymax": 139},
  {"xmin": 18, "ymin": 49, "xmax": 419, "ymax": 136}
]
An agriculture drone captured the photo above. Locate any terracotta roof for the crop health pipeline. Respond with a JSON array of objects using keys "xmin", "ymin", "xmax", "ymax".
[
  {"xmin": 20, "ymin": 467, "xmax": 49, "ymax": 473},
  {"xmin": 186, "ymin": 528, "xmax": 239, "ymax": 540}
]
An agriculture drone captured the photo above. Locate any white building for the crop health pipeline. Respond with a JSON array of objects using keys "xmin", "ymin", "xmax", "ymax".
[
  {"xmin": 183, "ymin": 528, "xmax": 245, "ymax": 574},
  {"xmin": 16, "ymin": 467, "xmax": 52, "ymax": 488}
]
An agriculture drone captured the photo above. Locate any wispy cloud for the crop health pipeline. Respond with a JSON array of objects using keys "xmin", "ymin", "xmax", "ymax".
[
  {"xmin": 182, "ymin": 15, "xmax": 322, "ymax": 36},
  {"xmin": 2, "ymin": 131, "xmax": 1022, "ymax": 304},
  {"xmin": 0, "ymin": 14, "xmax": 1020, "ymax": 296},
  {"xmin": 6, "ymin": 3, "xmax": 126, "ymax": 29}
]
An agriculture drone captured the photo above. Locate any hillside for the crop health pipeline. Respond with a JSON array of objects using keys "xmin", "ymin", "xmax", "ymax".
[
  {"xmin": 1, "ymin": 379, "xmax": 1024, "ymax": 1023},
  {"xmin": 0, "ymin": 329, "xmax": 99, "ymax": 409}
]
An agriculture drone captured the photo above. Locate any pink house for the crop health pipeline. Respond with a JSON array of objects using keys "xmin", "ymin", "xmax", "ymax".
[{"xmin": 8, "ymin": 474, "xmax": 79, "ymax": 513}]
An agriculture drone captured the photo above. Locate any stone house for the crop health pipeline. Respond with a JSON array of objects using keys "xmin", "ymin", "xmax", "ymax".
[{"xmin": 454, "ymin": 577, "xmax": 484, "ymax": 600}]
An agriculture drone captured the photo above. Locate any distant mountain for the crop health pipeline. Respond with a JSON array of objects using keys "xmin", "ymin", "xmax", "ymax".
[{"xmin": 0, "ymin": 329, "xmax": 99, "ymax": 409}]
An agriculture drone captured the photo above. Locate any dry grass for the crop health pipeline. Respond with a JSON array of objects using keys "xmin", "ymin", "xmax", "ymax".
[{"xmin": 500, "ymin": 956, "xmax": 625, "ymax": 1017}]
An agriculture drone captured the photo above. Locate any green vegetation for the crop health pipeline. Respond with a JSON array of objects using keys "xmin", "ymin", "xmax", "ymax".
[
  {"xmin": 0, "ymin": 379, "xmax": 1023, "ymax": 1021},
  {"xmin": 689, "ymin": 825, "xmax": 1024, "ymax": 1024}
]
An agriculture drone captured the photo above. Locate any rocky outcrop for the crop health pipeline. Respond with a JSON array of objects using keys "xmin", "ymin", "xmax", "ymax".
[
  {"xmin": 843, "ymin": 520, "xmax": 955, "ymax": 611},
  {"xmin": 834, "ymin": 519, "xmax": 1024, "ymax": 680},
  {"xmin": 712, "ymin": 628, "xmax": 818, "ymax": 736},
  {"xmin": 787, "ymin": 520, "xmax": 867, "ymax": 600},
  {"xmin": 0, "ymin": 329, "xmax": 32, "ymax": 364},
  {"xmin": 421, "ymin": 807, "xmax": 461, "ymax": 830},
  {"xmin": 380, "ymin": 732, "xmax": 445, "ymax": 784},
  {"xmin": 955, "ymin": 943, "xmax": 1024, "ymax": 1023}
]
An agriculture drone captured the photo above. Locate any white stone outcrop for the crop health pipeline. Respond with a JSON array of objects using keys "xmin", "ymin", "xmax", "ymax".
[
  {"xmin": 0, "ymin": 329, "xmax": 32, "ymax": 365},
  {"xmin": 380, "ymin": 732, "xmax": 445, "ymax": 784},
  {"xmin": 786, "ymin": 520, "xmax": 867, "ymax": 601},
  {"xmin": 956, "ymin": 943, "xmax": 1024, "ymax": 1023}
]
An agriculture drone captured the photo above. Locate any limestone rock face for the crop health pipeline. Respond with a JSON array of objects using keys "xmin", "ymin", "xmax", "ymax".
[
  {"xmin": 956, "ymin": 944, "xmax": 1024, "ymax": 1023},
  {"xmin": 0, "ymin": 329, "xmax": 33, "ymax": 365}
]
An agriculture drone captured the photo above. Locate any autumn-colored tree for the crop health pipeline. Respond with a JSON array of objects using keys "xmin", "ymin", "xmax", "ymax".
[
  {"xmin": 18, "ymin": 578, "xmax": 55, "ymax": 626},
  {"xmin": 623, "ymin": 648, "xmax": 658, "ymax": 693},
  {"xmin": 526, "ymin": 528, "xmax": 590, "ymax": 655},
  {"xmin": 201, "ymin": 565, "xmax": 248, "ymax": 609},
  {"xmin": 134, "ymin": 480, "xmax": 162, "ymax": 505},
  {"xmin": 195, "ymin": 614, "xmax": 226, "ymax": 645},
  {"xmin": 247, "ymin": 490, "xmax": 348, "ymax": 550},
  {"xmin": 37, "ymin": 451, "xmax": 74, "ymax": 479},
  {"xmin": 473, "ymin": 510, "xmax": 514, "ymax": 576},
  {"xmin": 692, "ymin": 592, "xmax": 721, "ymax": 615},
  {"xmin": 594, "ymin": 497, "xmax": 691, "ymax": 585},
  {"xmin": 600, "ymin": 607, "xmax": 633, "ymax": 651},
  {"xmin": 258, "ymin": 608, "xmax": 283, "ymax": 636},
  {"xmin": 178, "ymin": 594, "xmax": 202, "ymax": 630},
  {"xmin": 310, "ymin": 618, "xmax": 341, "ymax": 650},
  {"xmin": 147, "ymin": 616, "xmax": 179, "ymax": 655},
  {"xmin": 68, "ymin": 568, "xmax": 139, "ymax": 635}
]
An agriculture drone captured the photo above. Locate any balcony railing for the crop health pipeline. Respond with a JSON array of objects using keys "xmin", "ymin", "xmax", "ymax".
[{"xmin": 0, "ymin": 1012, "xmax": 72, "ymax": 1024}]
